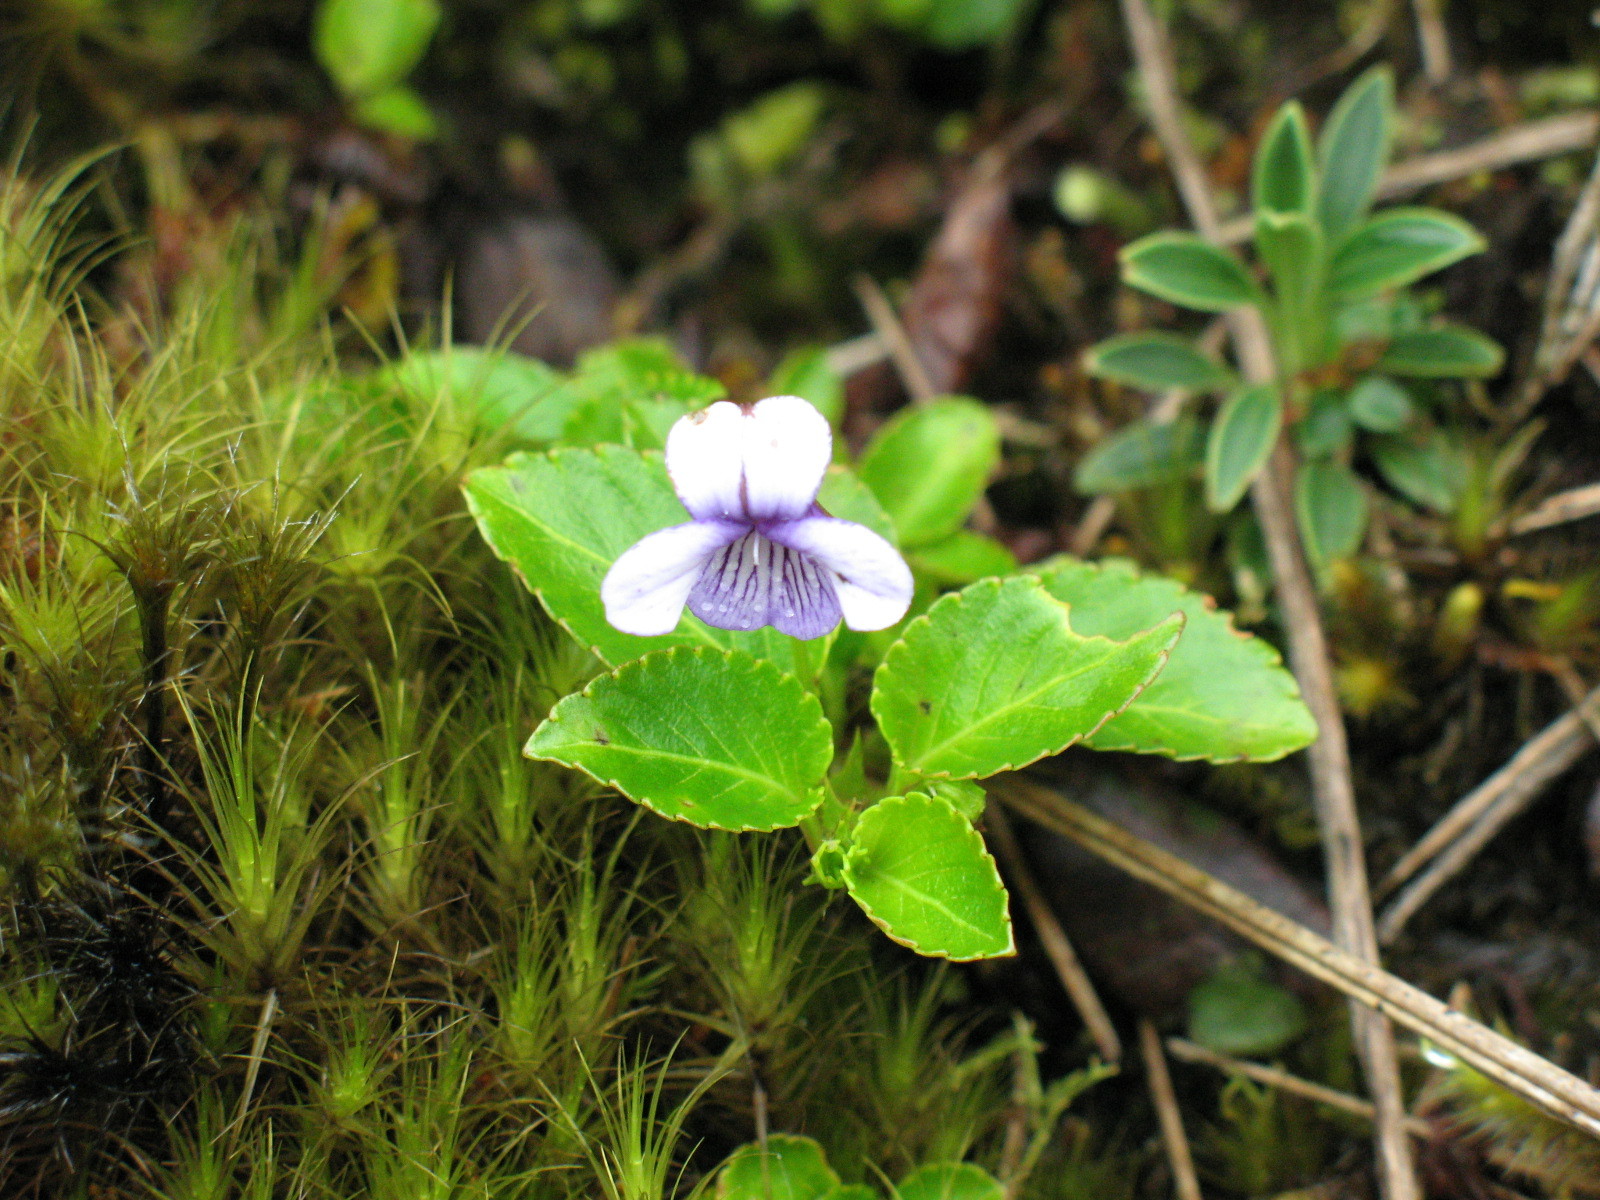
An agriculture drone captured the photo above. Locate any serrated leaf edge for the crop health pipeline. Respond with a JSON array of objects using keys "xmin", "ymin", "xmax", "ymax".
[
  {"xmin": 871, "ymin": 576, "xmax": 1185, "ymax": 781},
  {"xmin": 842, "ymin": 792, "xmax": 1016, "ymax": 961},
  {"xmin": 526, "ymin": 645, "xmax": 830, "ymax": 833}
]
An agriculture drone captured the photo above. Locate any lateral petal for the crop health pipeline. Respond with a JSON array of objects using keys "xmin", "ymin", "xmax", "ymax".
[
  {"xmin": 665, "ymin": 401, "xmax": 747, "ymax": 521},
  {"xmin": 740, "ymin": 394, "xmax": 832, "ymax": 522},
  {"xmin": 767, "ymin": 516, "xmax": 913, "ymax": 631},
  {"xmin": 601, "ymin": 520, "xmax": 743, "ymax": 636}
]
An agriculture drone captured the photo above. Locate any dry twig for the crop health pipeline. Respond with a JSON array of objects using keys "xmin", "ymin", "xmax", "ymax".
[
  {"xmin": 853, "ymin": 274, "xmax": 938, "ymax": 403},
  {"xmin": 1508, "ymin": 482, "xmax": 1600, "ymax": 536},
  {"xmin": 1410, "ymin": 0, "xmax": 1453, "ymax": 85},
  {"xmin": 1139, "ymin": 1020, "xmax": 1204, "ymax": 1200},
  {"xmin": 1114, "ymin": 0, "xmax": 1416, "ymax": 1191},
  {"xmin": 995, "ymin": 777, "xmax": 1600, "ymax": 1140},
  {"xmin": 987, "ymin": 804, "xmax": 1122, "ymax": 1061}
]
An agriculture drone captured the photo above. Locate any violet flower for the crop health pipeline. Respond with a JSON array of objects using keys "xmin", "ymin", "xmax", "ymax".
[{"xmin": 602, "ymin": 395, "xmax": 913, "ymax": 640}]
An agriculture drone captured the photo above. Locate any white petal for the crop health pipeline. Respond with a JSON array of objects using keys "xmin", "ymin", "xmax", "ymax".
[
  {"xmin": 665, "ymin": 401, "xmax": 746, "ymax": 521},
  {"xmin": 740, "ymin": 395, "xmax": 832, "ymax": 522},
  {"xmin": 767, "ymin": 516, "xmax": 913, "ymax": 631},
  {"xmin": 601, "ymin": 521, "xmax": 743, "ymax": 636}
]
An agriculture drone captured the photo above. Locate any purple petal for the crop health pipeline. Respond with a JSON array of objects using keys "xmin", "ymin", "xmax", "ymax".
[
  {"xmin": 687, "ymin": 531, "xmax": 842, "ymax": 640},
  {"xmin": 766, "ymin": 516, "xmax": 913, "ymax": 631},
  {"xmin": 602, "ymin": 520, "xmax": 744, "ymax": 636}
]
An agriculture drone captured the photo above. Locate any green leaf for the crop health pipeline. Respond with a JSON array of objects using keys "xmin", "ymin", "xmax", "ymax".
[
  {"xmin": 1188, "ymin": 959, "xmax": 1307, "ymax": 1057},
  {"xmin": 1253, "ymin": 211, "xmax": 1325, "ymax": 371},
  {"xmin": 463, "ymin": 446, "xmax": 715, "ymax": 665},
  {"xmin": 559, "ymin": 338, "xmax": 725, "ymax": 447},
  {"xmin": 769, "ymin": 345, "xmax": 845, "ymax": 426},
  {"xmin": 1295, "ymin": 459, "xmax": 1369, "ymax": 568},
  {"xmin": 717, "ymin": 1135, "xmax": 839, "ymax": 1200},
  {"xmin": 1378, "ymin": 326, "xmax": 1504, "ymax": 378},
  {"xmin": 872, "ymin": 576, "xmax": 1183, "ymax": 780},
  {"xmin": 816, "ymin": 466, "xmax": 900, "ymax": 545},
  {"xmin": 907, "ymin": 529, "xmax": 1017, "ymax": 586},
  {"xmin": 1204, "ymin": 383, "xmax": 1282, "ymax": 512},
  {"xmin": 1074, "ymin": 416, "xmax": 1205, "ymax": 493},
  {"xmin": 924, "ymin": 778, "xmax": 987, "ymax": 822},
  {"xmin": 1295, "ymin": 388, "xmax": 1354, "ymax": 458},
  {"xmin": 313, "ymin": 0, "xmax": 440, "ymax": 97},
  {"xmin": 1036, "ymin": 557, "xmax": 1316, "ymax": 762},
  {"xmin": 1346, "ymin": 375, "xmax": 1414, "ymax": 432},
  {"xmin": 526, "ymin": 647, "xmax": 832, "ymax": 832},
  {"xmin": 1120, "ymin": 232, "xmax": 1261, "ymax": 312},
  {"xmin": 820, "ymin": 1189, "xmax": 877, "ymax": 1200},
  {"xmin": 1371, "ymin": 429, "xmax": 1464, "ymax": 514},
  {"xmin": 841, "ymin": 793, "xmax": 1013, "ymax": 960},
  {"xmin": 922, "ymin": 0, "xmax": 1031, "ymax": 48},
  {"xmin": 352, "ymin": 84, "xmax": 438, "ymax": 140},
  {"xmin": 376, "ymin": 347, "xmax": 568, "ymax": 441},
  {"xmin": 1316, "ymin": 66, "xmax": 1394, "ymax": 241},
  {"xmin": 858, "ymin": 397, "xmax": 1000, "ymax": 547},
  {"xmin": 1252, "ymin": 101, "xmax": 1315, "ymax": 217},
  {"xmin": 1328, "ymin": 208, "xmax": 1485, "ymax": 299},
  {"xmin": 723, "ymin": 82, "xmax": 828, "ymax": 177},
  {"xmin": 894, "ymin": 1163, "xmax": 1006, "ymax": 1200},
  {"xmin": 1085, "ymin": 332, "xmax": 1234, "ymax": 392}
]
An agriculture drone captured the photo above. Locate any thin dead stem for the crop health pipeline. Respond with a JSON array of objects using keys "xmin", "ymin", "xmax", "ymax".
[{"xmin": 1139, "ymin": 1020, "xmax": 1203, "ymax": 1200}]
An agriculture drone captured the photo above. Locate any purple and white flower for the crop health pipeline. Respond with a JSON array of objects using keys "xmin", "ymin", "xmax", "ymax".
[{"xmin": 601, "ymin": 395, "xmax": 913, "ymax": 640}]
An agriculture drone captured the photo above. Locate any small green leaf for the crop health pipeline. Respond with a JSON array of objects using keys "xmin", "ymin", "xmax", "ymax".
[
  {"xmin": 872, "ymin": 576, "xmax": 1183, "ymax": 780},
  {"xmin": 1328, "ymin": 208, "xmax": 1485, "ymax": 299},
  {"xmin": 527, "ymin": 647, "xmax": 832, "ymax": 832},
  {"xmin": 352, "ymin": 84, "xmax": 437, "ymax": 139},
  {"xmin": 1378, "ymin": 326, "xmax": 1504, "ymax": 378},
  {"xmin": 907, "ymin": 529, "xmax": 1017, "ymax": 586},
  {"xmin": 723, "ymin": 82, "xmax": 828, "ymax": 177},
  {"xmin": 1254, "ymin": 211, "xmax": 1325, "ymax": 371},
  {"xmin": 559, "ymin": 338, "xmax": 726, "ymax": 447},
  {"xmin": 1036, "ymin": 557, "xmax": 1316, "ymax": 762},
  {"xmin": 816, "ymin": 465, "xmax": 900, "ymax": 545},
  {"xmin": 314, "ymin": 0, "xmax": 440, "ymax": 97},
  {"xmin": 1085, "ymin": 332, "xmax": 1234, "ymax": 392},
  {"xmin": 894, "ymin": 1163, "xmax": 1006, "ymax": 1200},
  {"xmin": 1295, "ymin": 459, "xmax": 1369, "ymax": 568},
  {"xmin": 924, "ymin": 778, "xmax": 987, "ymax": 821},
  {"xmin": 820, "ymin": 1188, "xmax": 877, "ymax": 1200},
  {"xmin": 718, "ymin": 1134, "xmax": 839, "ymax": 1200},
  {"xmin": 1120, "ymin": 232, "xmax": 1261, "ymax": 312},
  {"xmin": 921, "ymin": 0, "xmax": 1030, "ymax": 47},
  {"xmin": 1205, "ymin": 383, "xmax": 1282, "ymax": 512},
  {"xmin": 1074, "ymin": 416, "xmax": 1205, "ymax": 494},
  {"xmin": 377, "ymin": 347, "xmax": 567, "ymax": 440},
  {"xmin": 1295, "ymin": 389, "xmax": 1354, "ymax": 458},
  {"xmin": 769, "ymin": 345, "xmax": 844, "ymax": 426},
  {"xmin": 1188, "ymin": 959, "xmax": 1307, "ymax": 1057},
  {"xmin": 1316, "ymin": 66, "xmax": 1394, "ymax": 241},
  {"xmin": 1371, "ymin": 429, "xmax": 1464, "ymax": 514},
  {"xmin": 1346, "ymin": 375, "xmax": 1414, "ymax": 432},
  {"xmin": 858, "ymin": 397, "xmax": 1000, "ymax": 547},
  {"xmin": 841, "ymin": 793, "xmax": 1013, "ymax": 960},
  {"xmin": 1252, "ymin": 101, "xmax": 1315, "ymax": 217}
]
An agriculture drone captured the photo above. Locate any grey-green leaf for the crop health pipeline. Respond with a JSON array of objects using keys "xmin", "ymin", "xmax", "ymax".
[
  {"xmin": 1378, "ymin": 326, "xmax": 1504, "ymax": 378},
  {"xmin": 841, "ymin": 793, "xmax": 1013, "ymax": 961},
  {"xmin": 858, "ymin": 397, "xmax": 1000, "ymax": 547},
  {"xmin": 1036, "ymin": 557, "xmax": 1316, "ymax": 762},
  {"xmin": 1120, "ymin": 233, "xmax": 1261, "ymax": 312},
  {"xmin": 1205, "ymin": 383, "xmax": 1282, "ymax": 512},
  {"xmin": 1188, "ymin": 960, "xmax": 1308, "ymax": 1057},
  {"xmin": 1316, "ymin": 66, "xmax": 1394, "ymax": 240},
  {"xmin": 1328, "ymin": 208, "xmax": 1484, "ymax": 299},
  {"xmin": 1085, "ymin": 332, "xmax": 1234, "ymax": 392},
  {"xmin": 1371, "ymin": 429, "xmax": 1464, "ymax": 514},
  {"xmin": 1346, "ymin": 375, "xmax": 1414, "ymax": 432},
  {"xmin": 717, "ymin": 1135, "xmax": 838, "ymax": 1200},
  {"xmin": 1074, "ymin": 416, "xmax": 1205, "ymax": 494},
  {"xmin": 526, "ymin": 647, "xmax": 832, "ymax": 832},
  {"xmin": 1252, "ymin": 101, "xmax": 1315, "ymax": 217},
  {"xmin": 1295, "ymin": 459, "xmax": 1369, "ymax": 568},
  {"xmin": 872, "ymin": 576, "xmax": 1183, "ymax": 781}
]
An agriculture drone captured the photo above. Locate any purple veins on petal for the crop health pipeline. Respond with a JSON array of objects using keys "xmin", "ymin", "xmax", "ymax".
[{"xmin": 687, "ymin": 531, "xmax": 843, "ymax": 641}]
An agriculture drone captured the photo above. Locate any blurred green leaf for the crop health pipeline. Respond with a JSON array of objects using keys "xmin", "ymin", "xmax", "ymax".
[
  {"xmin": 907, "ymin": 529, "xmax": 1017, "ymax": 586},
  {"xmin": 1316, "ymin": 66, "xmax": 1394, "ymax": 241},
  {"xmin": 314, "ymin": 0, "xmax": 440, "ymax": 97},
  {"xmin": 1346, "ymin": 375, "xmax": 1414, "ymax": 432},
  {"xmin": 1075, "ymin": 416, "xmax": 1204, "ymax": 493},
  {"xmin": 1121, "ymin": 232, "xmax": 1261, "ymax": 312},
  {"xmin": 1252, "ymin": 101, "xmax": 1315, "ymax": 217},
  {"xmin": 1188, "ymin": 959, "xmax": 1307, "ymax": 1056},
  {"xmin": 1378, "ymin": 326, "xmax": 1504, "ymax": 378},
  {"xmin": 1295, "ymin": 389, "xmax": 1354, "ymax": 458},
  {"xmin": 724, "ymin": 82, "xmax": 828, "ymax": 177},
  {"xmin": 1294, "ymin": 459, "xmax": 1368, "ymax": 568},
  {"xmin": 1205, "ymin": 383, "xmax": 1281, "ymax": 512},
  {"xmin": 1328, "ymin": 208, "xmax": 1484, "ymax": 300},
  {"xmin": 769, "ymin": 345, "xmax": 845, "ymax": 427},
  {"xmin": 858, "ymin": 397, "xmax": 1000, "ymax": 547},
  {"xmin": 717, "ymin": 1134, "xmax": 838, "ymax": 1200},
  {"xmin": 895, "ymin": 1162, "xmax": 1006, "ymax": 1200},
  {"xmin": 352, "ymin": 84, "xmax": 437, "ymax": 139},
  {"xmin": 376, "ymin": 347, "xmax": 567, "ymax": 441},
  {"xmin": 1086, "ymin": 332, "xmax": 1234, "ymax": 392},
  {"xmin": 1371, "ymin": 429, "xmax": 1464, "ymax": 513}
]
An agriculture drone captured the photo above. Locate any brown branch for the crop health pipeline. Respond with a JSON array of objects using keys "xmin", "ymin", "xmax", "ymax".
[
  {"xmin": 995, "ymin": 777, "xmax": 1600, "ymax": 1140},
  {"xmin": 853, "ymin": 274, "xmax": 938, "ymax": 404},
  {"xmin": 1114, "ymin": 0, "xmax": 1416, "ymax": 1192},
  {"xmin": 1139, "ymin": 1020, "xmax": 1205, "ymax": 1200}
]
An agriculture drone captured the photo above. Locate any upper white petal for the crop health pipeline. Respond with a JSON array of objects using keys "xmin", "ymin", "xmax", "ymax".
[
  {"xmin": 740, "ymin": 395, "xmax": 832, "ymax": 522},
  {"xmin": 766, "ymin": 516, "xmax": 913, "ymax": 631},
  {"xmin": 665, "ymin": 401, "xmax": 747, "ymax": 521},
  {"xmin": 601, "ymin": 521, "xmax": 743, "ymax": 636}
]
